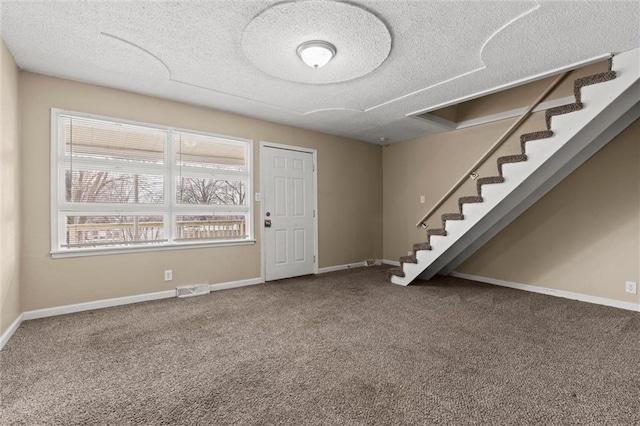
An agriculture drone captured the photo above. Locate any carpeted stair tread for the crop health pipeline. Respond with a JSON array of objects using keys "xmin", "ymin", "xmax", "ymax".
[
  {"xmin": 574, "ymin": 71, "xmax": 616, "ymax": 103},
  {"xmin": 387, "ymin": 267, "xmax": 405, "ymax": 279},
  {"xmin": 427, "ymin": 228, "xmax": 447, "ymax": 237},
  {"xmin": 426, "ymin": 228, "xmax": 447, "ymax": 246},
  {"xmin": 497, "ymin": 154, "xmax": 527, "ymax": 176},
  {"xmin": 441, "ymin": 213, "xmax": 464, "ymax": 222},
  {"xmin": 545, "ymin": 102, "xmax": 583, "ymax": 130},
  {"xmin": 476, "ymin": 176, "xmax": 504, "ymax": 196},
  {"xmin": 399, "ymin": 255, "xmax": 418, "ymax": 265},
  {"xmin": 458, "ymin": 196, "xmax": 483, "ymax": 213},
  {"xmin": 520, "ymin": 130, "xmax": 554, "ymax": 153},
  {"xmin": 413, "ymin": 242, "xmax": 432, "ymax": 252},
  {"xmin": 441, "ymin": 213, "xmax": 464, "ymax": 229}
]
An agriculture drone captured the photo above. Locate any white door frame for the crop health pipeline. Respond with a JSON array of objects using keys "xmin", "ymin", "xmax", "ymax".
[{"xmin": 259, "ymin": 141, "xmax": 318, "ymax": 282}]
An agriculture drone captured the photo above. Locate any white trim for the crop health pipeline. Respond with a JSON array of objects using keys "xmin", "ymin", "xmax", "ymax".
[
  {"xmin": 246, "ymin": 140, "xmax": 255, "ymax": 251},
  {"xmin": 370, "ymin": 66, "xmax": 486, "ymax": 113},
  {"xmin": 259, "ymin": 141, "xmax": 319, "ymax": 282},
  {"xmin": 317, "ymin": 262, "xmax": 366, "ymax": 274},
  {"xmin": 0, "ymin": 314, "xmax": 24, "ymax": 351},
  {"xmin": 457, "ymin": 96, "xmax": 575, "ymax": 129},
  {"xmin": 209, "ymin": 277, "xmax": 263, "ymax": 291},
  {"xmin": 409, "ymin": 53, "xmax": 611, "ymax": 117},
  {"xmin": 381, "ymin": 259, "xmax": 401, "ymax": 267},
  {"xmin": 414, "ymin": 96, "xmax": 575, "ymax": 130},
  {"xmin": 51, "ymin": 239, "xmax": 256, "ymax": 258},
  {"xmin": 450, "ymin": 272, "xmax": 640, "ymax": 312},
  {"xmin": 410, "ymin": 112, "xmax": 457, "ymax": 130},
  {"xmin": 50, "ymin": 110, "xmax": 60, "ymax": 253},
  {"xmin": 21, "ymin": 277, "xmax": 265, "ymax": 322},
  {"xmin": 22, "ymin": 290, "xmax": 177, "ymax": 320}
]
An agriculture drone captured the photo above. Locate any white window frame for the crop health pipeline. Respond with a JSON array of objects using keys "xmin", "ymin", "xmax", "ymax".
[{"xmin": 50, "ymin": 108, "xmax": 254, "ymax": 258}]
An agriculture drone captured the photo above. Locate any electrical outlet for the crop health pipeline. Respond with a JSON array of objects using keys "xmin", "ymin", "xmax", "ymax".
[
  {"xmin": 420, "ymin": 195, "xmax": 425, "ymax": 204},
  {"xmin": 625, "ymin": 281, "xmax": 637, "ymax": 294},
  {"xmin": 407, "ymin": 251, "xmax": 412, "ymax": 256},
  {"xmin": 164, "ymin": 270, "xmax": 173, "ymax": 282}
]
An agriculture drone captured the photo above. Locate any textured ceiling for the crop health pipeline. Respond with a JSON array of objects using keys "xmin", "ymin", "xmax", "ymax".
[{"xmin": 1, "ymin": 0, "xmax": 638, "ymax": 144}]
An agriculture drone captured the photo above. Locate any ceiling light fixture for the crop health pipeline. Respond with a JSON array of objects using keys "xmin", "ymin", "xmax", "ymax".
[{"xmin": 297, "ymin": 40, "xmax": 336, "ymax": 69}]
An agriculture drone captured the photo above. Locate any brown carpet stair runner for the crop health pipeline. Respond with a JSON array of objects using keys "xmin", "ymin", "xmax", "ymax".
[{"xmin": 388, "ymin": 59, "xmax": 617, "ymax": 282}]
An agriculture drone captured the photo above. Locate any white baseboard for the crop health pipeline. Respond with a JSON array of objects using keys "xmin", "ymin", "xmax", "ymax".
[
  {"xmin": 0, "ymin": 313, "xmax": 24, "ymax": 351},
  {"xmin": 23, "ymin": 289, "xmax": 177, "ymax": 320},
  {"xmin": 22, "ymin": 277, "xmax": 264, "ymax": 322},
  {"xmin": 381, "ymin": 259, "xmax": 400, "ymax": 267},
  {"xmin": 209, "ymin": 277, "xmax": 263, "ymax": 292},
  {"xmin": 451, "ymin": 272, "xmax": 640, "ymax": 312},
  {"xmin": 317, "ymin": 262, "xmax": 368, "ymax": 273}
]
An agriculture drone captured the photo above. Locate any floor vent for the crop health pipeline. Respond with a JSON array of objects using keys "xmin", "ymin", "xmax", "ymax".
[{"xmin": 176, "ymin": 284, "xmax": 210, "ymax": 298}]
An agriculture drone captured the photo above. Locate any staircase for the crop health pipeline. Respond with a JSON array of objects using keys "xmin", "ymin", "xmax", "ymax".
[{"xmin": 389, "ymin": 47, "xmax": 640, "ymax": 286}]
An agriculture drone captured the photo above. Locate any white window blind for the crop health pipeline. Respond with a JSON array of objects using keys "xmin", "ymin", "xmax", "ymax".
[{"xmin": 52, "ymin": 110, "xmax": 252, "ymax": 255}]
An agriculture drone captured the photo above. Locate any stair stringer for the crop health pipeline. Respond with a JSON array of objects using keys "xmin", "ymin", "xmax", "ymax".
[
  {"xmin": 391, "ymin": 47, "xmax": 640, "ymax": 286},
  {"xmin": 439, "ymin": 101, "xmax": 640, "ymax": 277}
]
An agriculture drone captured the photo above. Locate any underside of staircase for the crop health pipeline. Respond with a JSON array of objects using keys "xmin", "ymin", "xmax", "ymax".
[{"xmin": 389, "ymin": 48, "xmax": 640, "ymax": 286}]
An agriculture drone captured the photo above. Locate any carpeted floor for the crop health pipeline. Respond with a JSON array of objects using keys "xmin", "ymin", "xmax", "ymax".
[{"xmin": 1, "ymin": 266, "xmax": 639, "ymax": 425}]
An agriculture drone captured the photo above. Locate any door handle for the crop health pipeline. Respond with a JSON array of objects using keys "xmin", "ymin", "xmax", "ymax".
[{"xmin": 264, "ymin": 219, "xmax": 272, "ymax": 228}]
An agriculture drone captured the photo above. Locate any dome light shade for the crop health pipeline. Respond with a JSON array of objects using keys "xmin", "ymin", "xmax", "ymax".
[{"xmin": 297, "ymin": 41, "xmax": 336, "ymax": 69}]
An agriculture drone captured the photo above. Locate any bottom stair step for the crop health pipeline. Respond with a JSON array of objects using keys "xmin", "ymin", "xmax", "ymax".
[{"xmin": 387, "ymin": 267, "xmax": 405, "ymax": 279}]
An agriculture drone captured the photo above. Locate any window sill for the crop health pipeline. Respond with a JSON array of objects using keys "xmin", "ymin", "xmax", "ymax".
[{"xmin": 50, "ymin": 239, "xmax": 257, "ymax": 259}]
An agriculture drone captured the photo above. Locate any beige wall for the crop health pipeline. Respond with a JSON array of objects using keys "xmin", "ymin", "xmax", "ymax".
[
  {"xmin": 458, "ymin": 120, "xmax": 639, "ymax": 304},
  {"xmin": 383, "ymin": 108, "xmax": 548, "ymax": 259},
  {"xmin": 383, "ymin": 119, "xmax": 508, "ymax": 259},
  {"xmin": 1, "ymin": 40, "xmax": 21, "ymax": 335},
  {"xmin": 20, "ymin": 72, "xmax": 382, "ymax": 311}
]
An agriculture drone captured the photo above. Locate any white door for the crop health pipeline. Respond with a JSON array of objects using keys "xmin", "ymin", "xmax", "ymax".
[{"xmin": 263, "ymin": 146, "xmax": 315, "ymax": 281}]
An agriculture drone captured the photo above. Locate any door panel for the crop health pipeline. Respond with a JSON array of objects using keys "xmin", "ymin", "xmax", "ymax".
[{"xmin": 263, "ymin": 146, "xmax": 315, "ymax": 281}]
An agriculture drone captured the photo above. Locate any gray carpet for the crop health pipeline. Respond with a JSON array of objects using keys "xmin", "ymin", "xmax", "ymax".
[{"xmin": 1, "ymin": 266, "xmax": 639, "ymax": 425}]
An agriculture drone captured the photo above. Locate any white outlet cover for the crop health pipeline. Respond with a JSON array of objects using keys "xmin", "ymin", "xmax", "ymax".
[
  {"xmin": 625, "ymin": 281, "xmax": 637, "ymax": 294},
  {"xmin": 164, "ymin": 270, "xmax": 173, "ymax": 281}
]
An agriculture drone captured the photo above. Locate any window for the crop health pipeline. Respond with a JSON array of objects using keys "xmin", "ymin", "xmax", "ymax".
[{"xmin": 51, "ymin": 110, "xmax": 253, "ymax": 256}]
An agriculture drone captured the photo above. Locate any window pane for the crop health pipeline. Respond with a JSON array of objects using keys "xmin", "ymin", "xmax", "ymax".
[
  {"xmin": 175, "ymin": 133, "xmax": 245, "ymax": 171},
  {"xmin": 176, "ymin": 177, "xmax": 246, "ymax": 205},
  {"xmin": 175, "ymin": 215, "xmax": 246, "ymax": 241},
  {"xmin": 64, "ymin": 215, "xmax": 165, "ymax": 248},
  {"xmin": 66, "ymin": 169, "xmax": 164, "ymax": 204},
  {"xmin": 62, "ymin": 115, "xmax": 165, "ymax": 164},
  {"xmin": 54, "ymin": 111, "xmax": 253, "ymax": 253}
]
